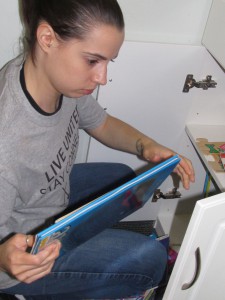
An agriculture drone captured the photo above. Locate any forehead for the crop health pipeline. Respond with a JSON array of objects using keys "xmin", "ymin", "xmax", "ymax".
[{"xmin": 70, "ymin": 25, "xmax": 125, "ymax": 59}]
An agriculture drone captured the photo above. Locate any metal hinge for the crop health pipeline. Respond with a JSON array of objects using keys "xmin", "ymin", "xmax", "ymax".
[
  {"xmin": 183, "ymin": 74, "xmax": 217, "ymax": 93},
  {"xmin": 152, "ymin": 188, "xmax": 181, "ymax": 202}
]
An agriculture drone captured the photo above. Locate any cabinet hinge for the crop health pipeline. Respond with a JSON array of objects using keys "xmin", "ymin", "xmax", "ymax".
[
  {"xmin": 152, "ymin": 188, "xmax": 181, "ymax": 202},
  {"xmin": 183, "ymin": 74, "xmax": 217, "ymax": 93}
]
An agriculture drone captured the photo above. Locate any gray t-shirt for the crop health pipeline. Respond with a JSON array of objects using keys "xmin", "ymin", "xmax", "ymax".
[{"xmin": 0, "ymin": 56, "xmax": 107, "ymax": 289}]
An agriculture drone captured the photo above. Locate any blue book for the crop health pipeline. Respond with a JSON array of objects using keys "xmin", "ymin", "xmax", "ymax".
[{"xmin": 31, "ymin": 155, "xmax": 180, "ymax": 255}]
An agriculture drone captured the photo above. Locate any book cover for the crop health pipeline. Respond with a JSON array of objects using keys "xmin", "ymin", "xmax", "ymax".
[{"xmin": 31, "ymin": 155, "xmax": 180, "ymax": 255}]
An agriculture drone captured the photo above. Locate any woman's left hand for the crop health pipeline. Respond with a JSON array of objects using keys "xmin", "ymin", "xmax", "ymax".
[{"xmin": 138, "ymin": 139, "xmax": 195, "ymax": 190}]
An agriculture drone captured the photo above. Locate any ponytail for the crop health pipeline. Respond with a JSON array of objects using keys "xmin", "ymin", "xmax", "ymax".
[{"xmin": 19, "ymin": 0, "xmax": 40, "ymax": 57}]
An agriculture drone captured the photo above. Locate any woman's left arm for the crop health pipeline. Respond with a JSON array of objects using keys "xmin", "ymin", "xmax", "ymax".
[{"xmin": 87, "ymin": 114, "xmax": 195, "ymax": 189}]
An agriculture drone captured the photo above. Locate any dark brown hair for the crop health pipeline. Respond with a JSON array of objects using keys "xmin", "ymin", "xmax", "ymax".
[{"xmin": 19, "ymin": 0, "xmax": 124, "ymax": 59}]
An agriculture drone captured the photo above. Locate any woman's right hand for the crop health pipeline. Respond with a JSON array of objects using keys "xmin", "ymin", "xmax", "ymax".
[{"xmin": 0, "ymin": 233, "xmax": 61, "ymax": 284}]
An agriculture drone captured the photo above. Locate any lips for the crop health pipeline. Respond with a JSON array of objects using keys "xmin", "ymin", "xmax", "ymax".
[{"xmin": 82, "ymin": 89, "xmax": 95, "ymax": 95}]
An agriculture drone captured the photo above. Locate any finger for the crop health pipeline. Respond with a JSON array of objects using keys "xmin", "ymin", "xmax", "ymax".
[
  {"xmin": 16, "ymin": 260, "xmax": 55, "ymax": 283},
  {"xmin": 12, "ymin": 241, "xmax": 60, "ymax": 276},
  {"xmin": 28, "ymin": 241, "xmax": 60, "ymax": 267},
  {"xmin": 179, "ymin": 157, "xmax": 195, "ymax": 182},
  {"xmin": 7, "ymin": 234, "xmax": 34, "ymax": 252},
  {"xmin": 175, "ymin": 165, "xmax": 190, "ymax": 190},
  {"xmin": 13, "ymin": 243, "xmax": 60, "ymax": 281},
  {"xmin": 25, "ymin": 235, "xmax": 35, "ymax": 248},
  {"xmin": 37, "ymin": 241, "xmax": 61, "ymax": 265}
]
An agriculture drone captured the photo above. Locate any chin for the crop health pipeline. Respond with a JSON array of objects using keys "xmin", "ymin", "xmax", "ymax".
[{"xmin": 63, "ymin": 91, "xmax": 85, "ymax": 99}]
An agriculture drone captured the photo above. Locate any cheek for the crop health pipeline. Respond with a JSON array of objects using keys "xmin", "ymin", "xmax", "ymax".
[
  {"xmin": 62, "ymin": 59, "xmax": 88, "ymax": 81},
  {"xmin": 50, "ymin": 50, "xmax": 75, "ymax": 75},
  {"xmin": 48, "ymin": 64, "xmax": 85, "ymax": 94},
  {"xmin": 47, "ymin": 51, "xmax": 90, "ymax": 91}
]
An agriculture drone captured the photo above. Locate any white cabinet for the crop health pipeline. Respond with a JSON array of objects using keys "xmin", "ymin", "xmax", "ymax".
[
  {"xmin": 164, "ymin": 192, "xmax": 225, "ymax": 300},
  {"xmin": 202, "ymin": 0, "xmax": 225, "ymax": 69}
]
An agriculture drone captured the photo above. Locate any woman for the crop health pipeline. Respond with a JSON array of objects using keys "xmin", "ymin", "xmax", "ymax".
[{"xmin": 0, "ymin": 0, "xmax": 195, "ymax": 299}]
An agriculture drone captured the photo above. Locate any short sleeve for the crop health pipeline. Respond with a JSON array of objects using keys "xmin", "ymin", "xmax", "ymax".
[{"xmin": 77, "ymin": 95, "xmax": 107, "ymax": 130}]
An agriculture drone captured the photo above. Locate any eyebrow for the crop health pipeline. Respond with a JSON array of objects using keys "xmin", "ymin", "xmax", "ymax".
[{"xmin": 83, "ymin": 52, "xmax": 118, "ymax": 61}]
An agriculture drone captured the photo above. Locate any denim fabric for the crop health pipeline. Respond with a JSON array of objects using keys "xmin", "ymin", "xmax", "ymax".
[{"xmin": 2, "ymin": 163, "xmax": 167, "ymax": 299}]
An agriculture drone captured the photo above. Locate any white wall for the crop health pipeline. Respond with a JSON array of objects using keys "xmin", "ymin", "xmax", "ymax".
[
  {"xmin": 0, "ymin": 0, "xmax": 22, "ymax": 68},
  {"xmin": 0, "ymin": 0, "xmax": 213, "ymax": 68},
  {"xmin": 118, "ymin": 0, "xmax": 212, "ymax": 45}
]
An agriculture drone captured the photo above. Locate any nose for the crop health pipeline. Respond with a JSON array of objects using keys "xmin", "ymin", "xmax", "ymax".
[{"xmin": 93, "ymin": 65, "xmax": 107, "ymax": 86}]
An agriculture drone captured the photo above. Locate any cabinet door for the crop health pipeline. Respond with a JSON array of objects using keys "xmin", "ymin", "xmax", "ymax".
[
  {"xmin": 202, "ymin": 0, "xmax": 225, "ymax": 69},
  {"xmin": 164, "ymin": 192, "xmax": 225, "ymax": 300}
]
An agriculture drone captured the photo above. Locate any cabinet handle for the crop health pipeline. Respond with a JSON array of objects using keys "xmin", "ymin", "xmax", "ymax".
[{"xmin": 181, "ymin": 247, "xmax": 201, "ymax": 290}]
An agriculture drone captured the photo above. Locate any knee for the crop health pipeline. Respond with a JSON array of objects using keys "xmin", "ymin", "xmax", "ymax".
[
  {"xmin": 110, "ymin": 163, "xmax": 136, "ymax": 180},
  {"xmin": 137, "ymin": 239, "xmax": 168, "ymax": 286}
]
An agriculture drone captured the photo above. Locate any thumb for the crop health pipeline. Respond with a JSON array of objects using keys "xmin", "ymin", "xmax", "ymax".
[{"xmin": 25, "ymin": 234, "xmax": 35, "ymax": 248}]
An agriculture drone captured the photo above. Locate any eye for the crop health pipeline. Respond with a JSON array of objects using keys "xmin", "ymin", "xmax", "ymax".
[
  {"xmin": 87, "ymin": 59, "xmax": 99, "ymax": 66},
  {"xmin": 111, "ymin": 59, "xmax": 115, "ymax": 63}
]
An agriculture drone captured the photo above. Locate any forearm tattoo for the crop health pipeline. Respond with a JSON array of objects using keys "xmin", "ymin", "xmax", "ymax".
[{"xmin": 136, "ymin": 138, "xmax": 144, "ymax": 156}]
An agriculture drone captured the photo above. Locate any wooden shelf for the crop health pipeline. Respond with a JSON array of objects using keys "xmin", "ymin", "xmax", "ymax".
[{"xmin": 186, "ymin": 124, "xmax": 225, "ymax": 192}]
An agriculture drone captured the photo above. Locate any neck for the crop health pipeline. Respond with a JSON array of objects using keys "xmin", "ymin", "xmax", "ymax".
[{"xmin": 24, "ymin": 56, "xmax": 60, "ymax": 113}]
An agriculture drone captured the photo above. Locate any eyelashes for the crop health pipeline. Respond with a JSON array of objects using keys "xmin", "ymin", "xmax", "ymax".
[
  {"xmin": 87, "ymin": 58, "xmax": 99, "ymax": 65},
  {"xmin": 87, "ymin": 58, "xmax": 115, "ymax": 66}
]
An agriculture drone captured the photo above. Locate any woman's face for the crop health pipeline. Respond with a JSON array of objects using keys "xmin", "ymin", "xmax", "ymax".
[{"xmin": 44, "ymin": 24, "xmax": 124, "ymax": 98}]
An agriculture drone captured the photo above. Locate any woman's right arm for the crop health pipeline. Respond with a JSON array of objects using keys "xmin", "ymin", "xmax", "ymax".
[{"xmin": 0, "ymin": 233, "xmax": 61, "ymax": 283}]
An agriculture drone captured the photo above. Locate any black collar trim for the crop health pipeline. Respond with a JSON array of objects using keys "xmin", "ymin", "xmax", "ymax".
[{"xmin": 20, "ymin": 65, "xmax": 63, "ymax": 116}]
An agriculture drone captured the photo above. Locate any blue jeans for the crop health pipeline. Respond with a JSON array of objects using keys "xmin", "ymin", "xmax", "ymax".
[{"xmin": 3, "ymin": 163, "xmax": 167, "ymax": 299}]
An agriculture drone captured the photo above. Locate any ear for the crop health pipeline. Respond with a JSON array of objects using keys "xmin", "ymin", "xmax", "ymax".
[{"xmin": 36, "ymin": 22, "xmax": 58, "ymax": 52}]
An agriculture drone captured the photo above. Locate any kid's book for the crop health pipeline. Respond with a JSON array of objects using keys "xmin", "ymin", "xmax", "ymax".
[{"xmin": 31, "ymin": 155, "xmax": 180, "ymax": 255}]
